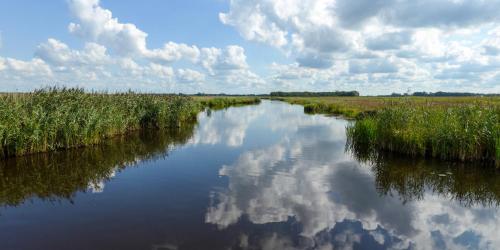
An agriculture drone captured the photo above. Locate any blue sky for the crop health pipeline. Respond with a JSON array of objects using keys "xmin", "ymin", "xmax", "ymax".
[{"xmin": 0, "ymin": 0, "xmax": 499, "ymax": 94}]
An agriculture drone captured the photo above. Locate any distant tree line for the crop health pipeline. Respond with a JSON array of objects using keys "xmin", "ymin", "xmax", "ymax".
[
  {"xmin": 387, "ymin": 91, "xmax": 500, "ymax": 97},
  {"xmin": 269, "ymin": 91, "xmax": 360, "ymax": 97}
]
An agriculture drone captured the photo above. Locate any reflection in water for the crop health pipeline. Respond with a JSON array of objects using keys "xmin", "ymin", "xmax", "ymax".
[
  {"xmin": 188, "ymin": 105, "xmax": 264, "ymax": 147},
  {"xmin": 1, "ymin": 101, "xmax": 499, "ymax": 250},
  {"xmin": 371, "ymin": 157, "xmax": 500, "ymax": 207},
  {"xmin": 205, "ymin": 101, "xmax": 500, "ymax": 250},
  {"xmin": 0, "ymin": 124, "xmax": 195, "ymax": 207}
]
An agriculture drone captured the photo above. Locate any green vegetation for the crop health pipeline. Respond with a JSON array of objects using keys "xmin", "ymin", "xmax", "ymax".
[
  {"xmin": 275, "ymin": 96, "xmax": 500, "ymax": 166},
  {"xmin": 0, "ymin": 88, "xmax": 264, "ymax": 159},
  {"xmin": 270, "ymin": 91, "xmax": 359, "ymax": 97},
  {"xmin": 347, "ymin": 103, "xmax": 500, "ymax": 166},
  {"xmin": 274, "ymin": 96, "xmax": 500, "ymax": 118},
  {"xmin": 195, "ymin": 96, "xmax": 261, "ymax": 110},
  {"xmin": 0, "ymin": 88, "xmax": 199, "ymax": 158},
  {"xmin": 391, "ymin": 91, "xmax": 500, "ymax": 97}
]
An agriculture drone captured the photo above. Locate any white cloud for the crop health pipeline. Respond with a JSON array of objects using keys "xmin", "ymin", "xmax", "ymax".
[
  {"xmin": 68, "ymin": 0, "xmax": 148, "ymax": 55},
  {"xmin": 0, "ymin": 57, "xmax": 52, "ymax": 77},
  {"xmin": 222, "ymin": 0, "xmax": 500, "ymax": 93},
  {"xmin": 2, "ymin": 0, "xmax": 499, "ymax": 93},
  {"xmin": 176, "ymin": 68, "xmax": 205, "ymax": 83},
  {"xmin": 35, "ymin": 38, "xmax": 109, "ymax": 66},
  {"xmin": 349, "ymin": 58, "xmax": 399, "ymax": 74},
  {"xmin": 0, "ymin": 0, "xmax": 264, "ymax": 93},
  {"xmin": 200, "ymin": 45, "xmax": 249, "ymax": 74},
  {"xmin": 145, "ymin": 42, "xmax": 200, "ymax": 64}
]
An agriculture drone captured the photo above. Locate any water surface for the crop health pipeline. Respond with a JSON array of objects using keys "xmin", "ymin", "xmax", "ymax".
[{"xmin": 1, "ymin": 101, "xmax": 499, "ymax": 250}]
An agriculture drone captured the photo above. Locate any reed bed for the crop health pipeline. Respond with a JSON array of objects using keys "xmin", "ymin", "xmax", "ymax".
[
  {"xmin": 347, "ymin": 103, "xmax": 500, "ymax": 166},
  {"xmin": 275, "ymin": 96, "xmax": 500, "ymax": 119},
  {"xmin": 196, "ymin": 96, "xmax": 261, "ymax": 110},
  {"xmin": 0, "ymin": 88, "xmax": 200, "ymax": 158},
  {"xmin": 274, "ymin": 96, "xmax": 500, "ymax": 166}
]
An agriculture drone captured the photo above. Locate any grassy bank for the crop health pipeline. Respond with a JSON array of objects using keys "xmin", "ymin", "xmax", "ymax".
[
  {"xmin": 0, "ymin": 89, "xmax": 264, "ymax": 159},
  {"xmin": 195, "ymin": 96, "xmax": 261, "ymax": 110},
  {"xmin": 275, "ymin": 96, "xmax": 500, "ymax": 166},
  {"xmin": 347, "ymin": 103, "xmax": 499, "ymax": 166},
  {"xmin": 0, "ymin": 88, "xmax": 201, "ymax": 158},
  {"xmin": 275, "ymin": 96, "xmax": 500, "ymax": 119}
]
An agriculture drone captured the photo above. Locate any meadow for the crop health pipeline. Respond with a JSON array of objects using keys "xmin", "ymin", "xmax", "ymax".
[
  {"xmin": 276, "ymin": 96, "xmax": 500, "ymax": 166},
  {"xmin": 0, "ymin": 88, "xmax": 258, "ymax": 159}
]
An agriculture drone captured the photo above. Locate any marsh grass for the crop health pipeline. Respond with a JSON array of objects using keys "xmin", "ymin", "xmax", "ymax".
[
  {"xmin": 196, "ymin": 96, "xmax": 261, "ymax": 110},
  {"xmin": 276, "ymin": 96, "xmax": 500, "ymax": 118},
  {"xmin": 0, "ymin": 88, "xmax": 200, "ymax": 158},
  {"xmin": 275, "ymin": 96, "xmax": 500, "ymax": 166},
  {"xmin": 347, "ymin": 102, "xmax": 500, "ymax": 166}
]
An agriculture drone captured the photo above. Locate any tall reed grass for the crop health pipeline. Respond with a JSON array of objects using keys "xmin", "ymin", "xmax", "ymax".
[
  {"xmin": 347, "ymin": 103, "xmax": 500, "ymax": 166},
  {"xmin": 0, "ymin": 88, "xmax": 200, "ymax": 158},
  {"xmin": 197, "ymin": 97, "xmax": 261, "ymax": 110}
]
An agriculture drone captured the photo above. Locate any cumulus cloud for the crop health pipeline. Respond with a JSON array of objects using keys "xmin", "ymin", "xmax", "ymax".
[
  {"xmin": 2, "ymin": 0, "xmax": 499, "ymax": 93},
  {"xmin": 176, "ymin": 68, "xmax": 205, "ymax": 83},
  {"xmin": 145, "ymin": 42, "xmax": 200, "ymax": 64},
  {"xmin": 200, "ymin": 45, "xmax": 248, "ymax": 73},
  {"xmin": 0, "ymin": 56, "xmax": 53, "ymax": 91},
  {"xmin": 35, "ymin": 39, "xmax": 109, "ymax": 66},
  {"xmin": 222, "ymin": 0, "xmax": 500, "ymax": 93},
  {"xmin": 68, "ymin": 0, "xmax": 148, "ymax": 55},
  {"xmin": 365, "ymin": 31, "xmax": 413, "ymax": 51},
  {"xmin": 0, "ymin": 0, "xmax": 264, "ymax": 93},
  {"xmin": 349, "ymin": 59, "xmax": 399, "ymax": 74}
]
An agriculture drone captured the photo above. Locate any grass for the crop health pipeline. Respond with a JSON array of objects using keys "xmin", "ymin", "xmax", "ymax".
[
  {"xmin": 275, "ymin": 96, "xmax": 500, "ymax": 166},
  {"xmin": 0, "ymin": 88, "xmax": 262, "ymax": 159},
  {"xmin": 194, "ymin": 96, "xmax": 261, "ymax": 110},
  {"xmin": 274, "ymin": 96, "xmax": 500, "ymax": 118},
  {"xmin": 347, "ymin": 102, "xmax": 500, "ymax": 166}
]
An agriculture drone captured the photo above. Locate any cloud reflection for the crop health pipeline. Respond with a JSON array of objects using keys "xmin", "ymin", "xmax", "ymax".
[
  {"xmin": 205, "ymin": 101, "xmax": 500, "ymax": 250},
  {"xmin": 188, "ymin": 105, "xmax": 264, "ymax": 147}
]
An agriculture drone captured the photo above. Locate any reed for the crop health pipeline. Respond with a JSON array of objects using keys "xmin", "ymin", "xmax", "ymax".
[
  {"xmin": 196, "ymin": 96, "xmax": 261, "ymax": 110},
  {"xmin": 347, "ymin": 103, "xmax": 500, "ymax": 166},
  {"xmin": 0, "ymin": 88, "xmax": 201, "ymax": 158}
]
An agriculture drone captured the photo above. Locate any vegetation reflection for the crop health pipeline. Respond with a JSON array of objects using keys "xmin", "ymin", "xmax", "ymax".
[
  {"xmin": 348, "ymin": 144, "xmax": 500, "ymax": 207},
  {"xmin": 0, "ymin": 123, "xmax": 196, "ymax": 207}
]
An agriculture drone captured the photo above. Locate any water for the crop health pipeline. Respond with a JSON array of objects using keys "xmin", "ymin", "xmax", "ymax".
[{"xmin": 1, "ymin": 101, "xmax": 499, "ymax": 250}]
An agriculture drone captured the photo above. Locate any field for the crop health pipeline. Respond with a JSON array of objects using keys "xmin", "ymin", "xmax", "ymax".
[
  {"xmin": 0, "ymin": 88, "xmax": 260, "ymax": 159},
  {"xmin": 273, "ymin": 96, "xmax": 500, "ymax": 118},
  {"xmin": 276, "ymin": 96, "xmax": 500, "ymax": 167}
]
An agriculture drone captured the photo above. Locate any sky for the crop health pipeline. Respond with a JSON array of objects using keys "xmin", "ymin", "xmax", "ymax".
[{"xmin": 0, "ymin": 0, "xmax": 500, "ymax": 95}]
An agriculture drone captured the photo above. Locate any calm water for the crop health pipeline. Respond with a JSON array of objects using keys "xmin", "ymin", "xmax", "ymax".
[{"xmin": 1, "ymin": 101, "xmax": 499, "ymax": 250}]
